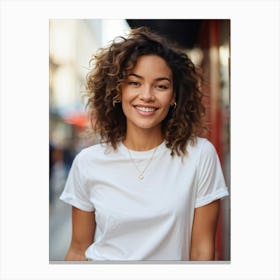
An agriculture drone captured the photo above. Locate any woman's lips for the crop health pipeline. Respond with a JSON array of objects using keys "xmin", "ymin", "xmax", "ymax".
[{"xmin": 134, "ymin": 105, "xmax": 158, "ymax": 116}]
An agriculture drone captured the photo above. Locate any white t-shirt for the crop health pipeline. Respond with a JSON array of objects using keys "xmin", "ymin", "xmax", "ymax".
[{"xmin": 60, "ymin": 137, "xmax": 229, "ymax": 261}]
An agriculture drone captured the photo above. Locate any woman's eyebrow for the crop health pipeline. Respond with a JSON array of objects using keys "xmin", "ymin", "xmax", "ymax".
[
  {"xmin": 155, "ymin": 77, "xmax": 172, "ymax": 82},
  {"xmin": 128, "ymin": 73, "xmax": 143, "ymax": 79},
  {"xmin": 128, "ymin": 73, "xmax": 172, "ymax": 82}
]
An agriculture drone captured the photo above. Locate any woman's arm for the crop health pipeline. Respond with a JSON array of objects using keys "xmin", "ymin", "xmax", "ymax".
[
  {"xmin": 190, "ymin": 199, "xmax": 220, "ymax": 261},
  {"xmin": 65, "ymin": 206, "xmax": 96, "ymax": 261}
]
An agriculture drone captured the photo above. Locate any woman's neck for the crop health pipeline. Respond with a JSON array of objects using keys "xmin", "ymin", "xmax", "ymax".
[{"xmin": 123, "ymin": 128, "xmax": 164, "ymax": 151}]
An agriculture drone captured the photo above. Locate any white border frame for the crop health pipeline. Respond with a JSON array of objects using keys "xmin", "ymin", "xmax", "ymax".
[{"xmin": 1, "ymin": 1, "xmax": 279, "ymax": 279}]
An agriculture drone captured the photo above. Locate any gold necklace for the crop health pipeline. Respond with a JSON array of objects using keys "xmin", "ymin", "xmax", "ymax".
[{"xmin": 126, "ymin": 146, "xmax": 158, "ymax": 180}]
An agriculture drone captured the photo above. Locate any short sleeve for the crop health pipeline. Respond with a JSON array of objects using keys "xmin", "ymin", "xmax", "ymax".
[
  {"xmin": 195, "ymin": 140, "xmax": 229, "ymax": 208},
  {"xmin": 59, "ymin": 152, "xmax": 95, "ymax": 212}
]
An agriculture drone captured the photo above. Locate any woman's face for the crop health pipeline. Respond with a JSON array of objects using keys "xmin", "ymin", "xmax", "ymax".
[{"xmin": 121, "ymin": 55, "xmax": 174, "ymax": 134}]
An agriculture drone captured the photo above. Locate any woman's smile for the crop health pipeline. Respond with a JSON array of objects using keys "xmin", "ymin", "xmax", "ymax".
[{"xmin": 134, "ymin": 105, "xmax": 158, "ymax": 115}]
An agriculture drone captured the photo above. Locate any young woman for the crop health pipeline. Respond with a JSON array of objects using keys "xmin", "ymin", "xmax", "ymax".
[{"xmin": 60, "ymin": 27, "xmax": 229, "ymax": 261}]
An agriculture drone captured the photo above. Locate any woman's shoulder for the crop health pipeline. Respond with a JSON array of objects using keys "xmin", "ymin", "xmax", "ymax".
[
  {"xmin": 74, "ymin": 142, "xmax": 112, "ymax": 163},
  {"xmin": 187, "ymin": 137, "xmax": 216, "ymax": 157},
  {"xmin": 188, "ymin": 137, "xmax": 211, "ymax": 149}
]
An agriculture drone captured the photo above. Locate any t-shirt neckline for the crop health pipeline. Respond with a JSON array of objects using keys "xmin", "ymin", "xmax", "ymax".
[{"xmin": 118, "ymin": 141, "xmax": 167, "ymax": 159}]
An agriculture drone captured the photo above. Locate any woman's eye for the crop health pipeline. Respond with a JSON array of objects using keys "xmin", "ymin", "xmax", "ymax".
[
  {"xmin": 156, "ymin": 84, "xmax": 169, "ymax": 90},
  {"xmin": 128, "ymin": 81, "xmax": 140, "ymax": 87}
]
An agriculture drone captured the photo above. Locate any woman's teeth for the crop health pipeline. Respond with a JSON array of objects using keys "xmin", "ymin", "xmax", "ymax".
[{"xmin": 136, "ymin": 106, "xmax": 156, "ymax": 112}]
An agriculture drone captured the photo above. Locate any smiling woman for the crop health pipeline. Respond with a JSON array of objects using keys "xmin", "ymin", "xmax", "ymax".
[
  {"xmin": 86, "ymin": 28, "xmax": 206, "ymax": 156},
  {"xmin": 59, "ymin": 27, "xmax": 229, "ymax": 261}
]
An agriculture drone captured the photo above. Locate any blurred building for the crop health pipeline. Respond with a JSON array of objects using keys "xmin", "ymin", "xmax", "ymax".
[{"xmin": 50, "ymin": 19, "xmax": 100, "ymax": 153}]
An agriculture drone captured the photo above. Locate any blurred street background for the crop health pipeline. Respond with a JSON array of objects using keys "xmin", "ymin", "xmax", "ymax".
[{"xmin": 49, "ymin": 19, "xmax": 230, "ymax": 261}]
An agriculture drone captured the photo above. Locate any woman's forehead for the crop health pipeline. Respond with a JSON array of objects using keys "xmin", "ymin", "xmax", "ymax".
[{"xmin": 126, "ymin": 55, "xmax": 172, "ymax": 77}]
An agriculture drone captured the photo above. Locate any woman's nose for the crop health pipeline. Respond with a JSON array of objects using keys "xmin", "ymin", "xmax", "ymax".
[{"xmin": 139, "ymin": 85, "xmax": 155, "ymax": 101}]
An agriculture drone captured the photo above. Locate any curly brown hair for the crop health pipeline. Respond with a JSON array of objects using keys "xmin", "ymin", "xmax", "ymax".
[{"xmin": 86, "ymin": 27, "xmax": 205, "ymax": 156}]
